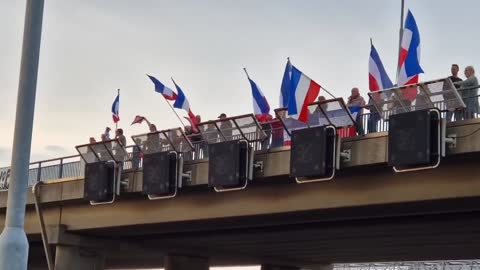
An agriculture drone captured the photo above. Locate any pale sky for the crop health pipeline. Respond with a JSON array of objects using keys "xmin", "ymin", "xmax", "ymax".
[{"xmin": 1, "ymin": 0, "xmax": 479, "ymax": 167}]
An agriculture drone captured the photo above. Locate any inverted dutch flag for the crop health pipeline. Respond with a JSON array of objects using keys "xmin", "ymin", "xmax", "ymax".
[
  {"xmin": 369, "ymin": 43, "xmax": 393, "ymax": 91},
  {"xmin": 397, "ymin": 10, "xmax": 424, "ymax": 87},
  {"xmin": 280, "ymin": 58, "xmax": 292, "ymax": 108},
  {"xmin": 172, "ymin": 79, "xmax": 198, "ymax": 133},
  {"xmin": 111, "ymin": 93, "xmax": 120, "ymax": 123},
  {"xmin": 147, "ymin": 74, "xmax": 178, "ymax": 101},
  {"xmin": 244, "ymin": 69, "xmax": 271, "ymax": 122},
  {"xmin": 287, "ymin": 65, "xmax": 321, "ymax": 123}
]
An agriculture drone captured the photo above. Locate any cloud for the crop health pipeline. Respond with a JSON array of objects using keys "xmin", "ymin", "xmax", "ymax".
[
  {"xmin": 0, "ymin": 147, "xmax": 11, "ymax": 167},
  {"xmin": 44, "ymin": 145, "xmax": 67, "ymax": 153}
]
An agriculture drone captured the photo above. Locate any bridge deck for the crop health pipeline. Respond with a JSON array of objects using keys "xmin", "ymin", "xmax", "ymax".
[{"xmin": 2, "ymin": 119, "xmax": 480, "ymax": 267}]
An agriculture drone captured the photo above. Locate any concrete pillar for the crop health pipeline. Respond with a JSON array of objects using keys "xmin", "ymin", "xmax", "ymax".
[
  {"xmin": 261, "ymin": 265, "xmax": 300, "ymax": 270},
  {"xmin": 54, "ymin": 245, "xmax": 105, "ymax": 270},
  {"xmin": 164, "ymin": 254, "xmax": 209, "ymax": 270}
]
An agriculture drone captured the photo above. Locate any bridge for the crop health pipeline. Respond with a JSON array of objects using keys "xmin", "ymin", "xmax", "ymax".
[{"xmin": 1, "ymin": 81, "xmax": 480, "ymax": 270}]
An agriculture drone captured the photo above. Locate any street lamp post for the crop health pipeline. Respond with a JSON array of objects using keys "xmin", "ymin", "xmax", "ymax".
[{"xmin": 0, "ymin": 0, "xmax": 45, "ymax": 269}]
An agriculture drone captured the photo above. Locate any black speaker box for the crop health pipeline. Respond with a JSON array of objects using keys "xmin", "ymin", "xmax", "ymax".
[
  {"xmin": 208, "ymin": 140, "xmax": 249, "ymax": 188},
  {"xmin": 388, "ymin": 109, "xmax": 439, "ymax": 167},
  {"xmin": 290, "ymin": 126, "xmax": 335, "ymax": 178},
  {"xmin": 142, "ymin": 151, "xmax": 177, "ymax": 196},
  {"xmin": 84, "ymin": 161, "xmax": 115, "ymax": 202}
]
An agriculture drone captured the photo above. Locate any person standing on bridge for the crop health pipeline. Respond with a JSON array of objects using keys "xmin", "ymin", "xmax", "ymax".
[
  {"xmin": 115, "ymin": 128, "xmax": 127, "ymax": 147},
  {"xmin": 455, "ymin": 66, "xmax": 479, "ymax": 120},
  {"xmin": 218, "ymin": 113, "xmax": 233, "ymax": 139},
  {"xmin": 447, "ymin": 64, "xmax": 463, "ymax": 122},
  {"xmin": 347, "ymin": 87, "xmax": 366, "ymax": 135},
  {"xmin": 104, "ymin": 127, "xmax": 111, "ymax": 140}
]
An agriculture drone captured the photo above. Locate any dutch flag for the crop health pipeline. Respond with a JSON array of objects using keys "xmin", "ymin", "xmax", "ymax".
[
  {"xmin": 147, "ymin": 74, "xmax": 178, "ymax": 101},
  {"xmin": 287, "ymin": 65, "xmax": 321, "ymax": 123}
]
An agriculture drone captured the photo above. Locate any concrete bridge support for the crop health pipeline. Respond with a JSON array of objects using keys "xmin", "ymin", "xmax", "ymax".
[
  {"xmin": 164, "ymin": 254, "xmax": 209, "ymax": 270},
  {"xmin": 54, "ymin": 245, "xmax": 105, "ymax": 270}
]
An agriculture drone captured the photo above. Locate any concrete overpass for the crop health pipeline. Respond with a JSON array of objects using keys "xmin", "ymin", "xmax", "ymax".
[{"xmin": 2, "ymin": 119, "xmax": 480, "ymax": 269}]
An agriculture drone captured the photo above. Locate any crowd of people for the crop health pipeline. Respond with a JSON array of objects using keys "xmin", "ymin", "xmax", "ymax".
[{"xmin": 87, "ymin": 64, "xmax": 479, "ymax": 164}]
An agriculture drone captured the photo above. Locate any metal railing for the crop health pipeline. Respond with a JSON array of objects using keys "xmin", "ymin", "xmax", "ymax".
[
  {"xmin": 354, "ymin": 90, "xmax": 480, "ymax": 136},
  {"xmin": 0, "ymin": 155, "xmax": 83, "ymax": 190}
]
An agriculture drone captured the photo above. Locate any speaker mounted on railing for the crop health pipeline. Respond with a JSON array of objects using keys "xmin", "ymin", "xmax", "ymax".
[
  {"xmin": 196, "ymin": 114, "xmax": 267, "ymax": 192},
  {"xmin": 275, "ymin": 98, "xmax": 356, "ymax": 183},
  {"xmin": 367, "ymin": 77, "xmax": 466, "ymax": 173},
  {"xmin": 76, "ymin": 139, "xmax": 128, "ymax": 205},
  {"xmin": 131, "ymin": 128, "xmax": 194, "ymax": 200}
]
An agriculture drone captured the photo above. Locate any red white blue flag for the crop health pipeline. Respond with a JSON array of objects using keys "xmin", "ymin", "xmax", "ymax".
[
  {"xmin": 369, "ymin": 43, "xmax": 393, "ymax": 91},
  {"xmin": 172, "ymin": 79, "xmax": 198, "ymax": 133},
  {"xmin": 245, "ymin": 71, "xmax": 271, "ymax": 121},
  {"xmin": 147, "ymin": 74, "xmax": 178, "ymax": 100},
  {"xmin": 287, "ymin": 65, "xmax": 321, "ymax": 123},
  {"xmin": 111, "ymin": 93, "xmax": 120, "ymax": 123},
  {"xmin": 397, "ymin": 10, "xmax": 424, "ymax": 87}
]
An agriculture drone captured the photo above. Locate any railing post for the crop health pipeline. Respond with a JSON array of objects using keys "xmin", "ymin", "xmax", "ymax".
[
  {"xmin": 58, "ymin": 158, "xmax": 64, "ymax": 179},
  {"xmin": 36, "ymin": 162, "xmax": 41, "ymax": 184}
]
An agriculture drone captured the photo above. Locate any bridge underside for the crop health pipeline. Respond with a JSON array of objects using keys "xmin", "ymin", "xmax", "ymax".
[
  {"xmin": 25, "ymin": 196, "xmax": 480, "ymax": 269},
  {"xmin": 98, "ymin": 201, "xmax": 480, "ymax": 268}
]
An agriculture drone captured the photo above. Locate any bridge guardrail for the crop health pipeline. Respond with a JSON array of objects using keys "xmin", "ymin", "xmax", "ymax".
[{"xmin": 1, "ymin": 90, "xmax": 478, "ymax": 190}]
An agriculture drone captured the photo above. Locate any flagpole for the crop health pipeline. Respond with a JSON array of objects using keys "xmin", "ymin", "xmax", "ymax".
[
  {"xmin": 243, "ymin": 67, "xmax": 250, "ymax": 79},
  {"xmin": 116, "ymin": 88, "xmax": 119, "ymax": 131},
  {"xmin": 167, "ymin": 77, "xmax": 189, "ymax": 130},
  {"xmin": 320, "ymin": 86, "xmax": 336, "ymax": 99},
  {"xmin": 396, "ymin": 0, "xmax": 405, "ymax": 84}
]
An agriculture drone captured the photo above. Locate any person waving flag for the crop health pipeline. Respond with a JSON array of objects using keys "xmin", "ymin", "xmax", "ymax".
[
  {"xmin": 111, "ymin": 90, "xmax": 120, "ymax": 124},
  {"xmin": 171, "ymin": 78, "xmax": 198, "ymax": 133},
  {"xmin": 397, "ymin": 10, "xmax": 424, "ymax": 87},
  {"xmin": 244, "ymin": 68, "xmax": 271, "ymax": 122}
]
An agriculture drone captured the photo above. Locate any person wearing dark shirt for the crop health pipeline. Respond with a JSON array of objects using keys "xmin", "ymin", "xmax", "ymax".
[
  {"xmin": 131, "ymin": 138, "xmax": 142, "ymax": 170},
  {"xmin": 367, "ymin": 97, "xmax": 381, "ymax": 133},
  {"xmin": 448, "ymin": 64, "xmax": 463, "ymax": 122}
]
